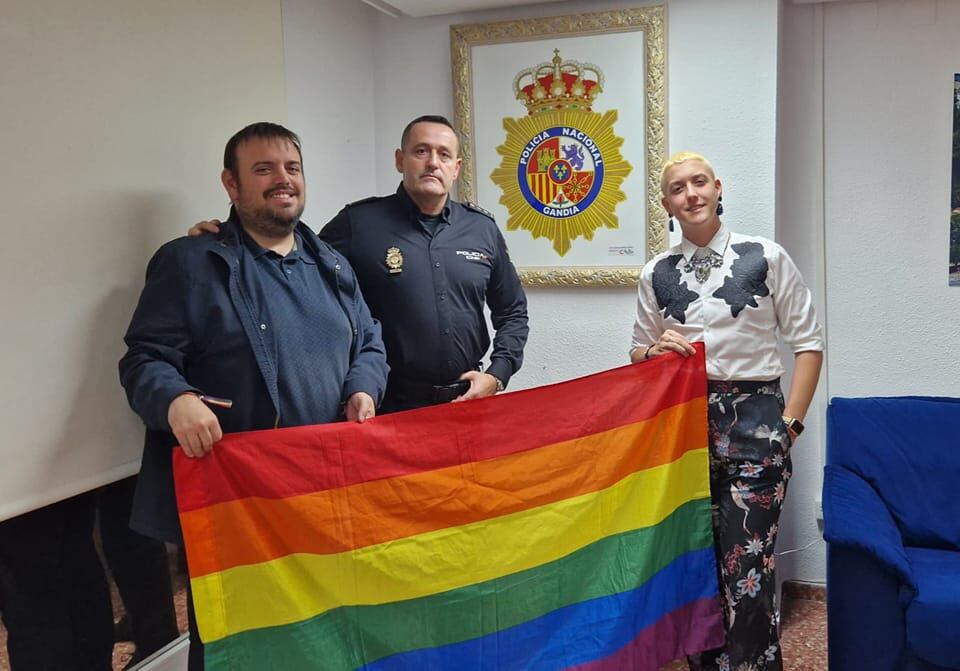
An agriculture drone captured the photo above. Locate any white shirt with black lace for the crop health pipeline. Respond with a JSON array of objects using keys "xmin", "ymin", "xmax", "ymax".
[{"xmin": 630, "ymin": 224, "xmax": 824, "ymax": 381}]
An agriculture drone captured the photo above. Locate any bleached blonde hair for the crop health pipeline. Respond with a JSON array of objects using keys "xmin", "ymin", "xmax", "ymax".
[{"xmin": 659, "ymin": 152, "xmax": 716, "ymax": 195}]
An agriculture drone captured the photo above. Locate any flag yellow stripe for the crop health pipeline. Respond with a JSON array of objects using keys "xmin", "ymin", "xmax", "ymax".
[{"xmin": 193, "ymin": 447, "xmax": 709, "ymax": 642}]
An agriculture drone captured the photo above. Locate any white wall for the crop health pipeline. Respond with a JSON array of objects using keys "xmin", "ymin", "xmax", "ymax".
[
  {"xmin": 666, "ymin": 0, "xmax": 780, "ymax": 242},
  {"xmin": 0, "ymin": 0, "xmax": 380, "ymax": 519},
  {"xmin": 822, "ymin": 0, "xmax": 960, "ymax": 398},
  {"xmin": 774, "ymin": 0, "xmax": 960, "ymax": 584},
  {"xmin": 282, "ymin": 0, "xmax": 381, "ymax": 221},
  {"xmin": 0, "ymin": 0, "xmax": 287, "ymax": 521},
  {"xmin": 777, "ymin": 0, "xmax": 829, "ymax": 584}
]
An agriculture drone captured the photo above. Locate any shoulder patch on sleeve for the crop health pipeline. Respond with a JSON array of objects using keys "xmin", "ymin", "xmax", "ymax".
[
  {"xmin": 345, "ymin": 195, "xmax": 387, "ymax": 208},
  {"xmin": 463, "ymin": 201, "xmax": 495, "ymax": 221}
]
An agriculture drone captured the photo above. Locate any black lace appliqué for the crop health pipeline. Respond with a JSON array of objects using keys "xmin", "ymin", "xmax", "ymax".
[
  {"xmin": 712, "ymin": 241, "xmax": 770, "ymax": 317},
  {"xmin": 652, "ymin": 255, "xmax": 699, "ymax": 323}
]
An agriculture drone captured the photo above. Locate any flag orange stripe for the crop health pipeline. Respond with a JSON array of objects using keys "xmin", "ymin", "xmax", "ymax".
[{"xmin": 181, "ymin": 396, "xmax": 706, "ymax": 577}]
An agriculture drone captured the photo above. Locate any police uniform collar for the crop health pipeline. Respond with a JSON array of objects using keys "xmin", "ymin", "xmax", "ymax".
[{"xmin": 396, "ymin": 183, "xmax": 452, "ymax": 223}]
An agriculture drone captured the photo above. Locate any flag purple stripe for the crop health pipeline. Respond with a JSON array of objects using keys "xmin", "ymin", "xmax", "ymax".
[{"xmin": 570, "ymin": 597, "xmax": 726, "ymax": 671}]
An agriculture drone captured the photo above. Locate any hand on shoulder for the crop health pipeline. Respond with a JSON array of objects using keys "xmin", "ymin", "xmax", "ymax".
[{"xmin": 187, "ymin": 219, "xmax": 222, "ymax": 237}]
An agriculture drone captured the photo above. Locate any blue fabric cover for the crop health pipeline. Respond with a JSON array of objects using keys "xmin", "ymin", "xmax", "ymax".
[
  {"xmin": 905, "ymin": 547, "xmax": 960, "ymax": 668},
  {"xmin": 828, "ymin": 396, "xmax": 960, "ymax": 550},
  {"xmin": 825, "ymin": 396, "xmax": 960, "ymax": 670},
  {"xmin": 827, "ymin": 545, "xmax": 907, "ymax": 671},
  {"xmin": 822, "ymin": 465, "xmax": 915, "ymax": 592}
]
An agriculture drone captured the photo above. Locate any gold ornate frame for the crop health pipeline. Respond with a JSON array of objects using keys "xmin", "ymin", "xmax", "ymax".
[{"xmin": 450, "ymin": 7, "xmax": 667, "ymax": 287}]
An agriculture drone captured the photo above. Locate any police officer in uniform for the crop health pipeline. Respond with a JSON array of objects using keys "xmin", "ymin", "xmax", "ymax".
[
  {"xmin": 189, "ymin": 115, "xmax": 528, "ymax": 412},
  {"xmin": 320, "ymin": 115, "xmax": 529, "ymax": 412}
]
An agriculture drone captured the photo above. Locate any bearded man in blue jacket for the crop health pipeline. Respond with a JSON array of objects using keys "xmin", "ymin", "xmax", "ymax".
[{"xmin": 119, "ymin": 122, "xmax": 388, "ymax": 669}]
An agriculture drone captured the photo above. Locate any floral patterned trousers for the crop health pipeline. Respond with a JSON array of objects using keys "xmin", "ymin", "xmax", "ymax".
[{"xmin": 688, "ymin": 380, "xmax": 793, "ymax": 671}]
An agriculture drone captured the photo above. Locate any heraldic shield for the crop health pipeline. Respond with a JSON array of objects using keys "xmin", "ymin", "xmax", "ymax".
[{"xmin": 490, "ymin": 49, "xmax": 632, "ymax": 257}]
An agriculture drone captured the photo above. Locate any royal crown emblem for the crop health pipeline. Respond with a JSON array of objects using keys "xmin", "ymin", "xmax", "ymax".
[
  {"xmin": 490, "ymin": 49, "xmax": 632, "ymax": 256},
  {"xmin": 514, "ymin": 49, "xmax": 604, "ymax": 114}
]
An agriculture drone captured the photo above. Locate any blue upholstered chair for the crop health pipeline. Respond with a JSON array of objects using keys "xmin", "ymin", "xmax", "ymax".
[{"xmin": 823, "ymin": 396, "xmax": 960, "ymax": 670}]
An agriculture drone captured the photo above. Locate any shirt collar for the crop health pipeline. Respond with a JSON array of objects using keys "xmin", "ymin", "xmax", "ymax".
[
  {"xmin": 396, "ymin": 183, "xmax": 452, "ymax": 223},
  {"xmin": 680, "ymin": 223, "xmax": 729, "ymax": 260},
  {"xmin": 238, "ymin": 224, "xmax": 271, "ymax": 259},
  {"xmin": 292, "ymin": 232, "xmax": 316, "ymax": 264},
  {"xmin": 238, "ymin": 225, "xmax": 312, "ymax": 263}
]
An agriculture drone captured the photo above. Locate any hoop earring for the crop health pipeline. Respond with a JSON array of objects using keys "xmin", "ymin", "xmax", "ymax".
[
  {"xmin": 668, "ymin": 216, "xmax": 674, "ymax": 232},
  {"xmin": 716, "ymin": 196, "xmax": 724, "ymax": 216}
]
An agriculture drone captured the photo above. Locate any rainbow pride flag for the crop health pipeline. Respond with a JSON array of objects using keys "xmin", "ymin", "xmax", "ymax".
[{"xmin": 174, "ymin": 344, "xmax": 723, "ymax": 670}]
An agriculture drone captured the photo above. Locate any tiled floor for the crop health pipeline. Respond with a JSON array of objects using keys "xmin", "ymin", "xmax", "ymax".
[{"xmin": 0, "ymin": 583, "xmax": 826, "ymax": 671}]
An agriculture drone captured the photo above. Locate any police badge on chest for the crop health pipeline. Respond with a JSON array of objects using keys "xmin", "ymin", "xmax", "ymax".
[{"xmin": 385, "ymin": 246, "xmax": 403, "ymax": 274}]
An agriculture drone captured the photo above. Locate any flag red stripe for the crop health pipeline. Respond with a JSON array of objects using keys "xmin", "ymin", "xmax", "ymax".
[{"xmin": 174, "ymin": 347, "xmax": 706, "ymax": 512}]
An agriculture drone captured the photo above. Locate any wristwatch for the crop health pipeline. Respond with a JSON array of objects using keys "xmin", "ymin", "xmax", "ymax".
[
  {"xmin": 493, "ymin": 375, "xmax": 505, "ymax": 393},
  {"xmin": 782, "ymin": 416, "xmax": 805, "ymax": 437}
]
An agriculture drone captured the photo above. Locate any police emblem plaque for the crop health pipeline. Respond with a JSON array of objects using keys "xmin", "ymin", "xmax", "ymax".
[
  {"xmin": 490, "ymin": 50, "xmax": 632, "ymax": 257},
  {"xmin": 385, "ymin": 246, "xmax": 403, "ymax": 274}
]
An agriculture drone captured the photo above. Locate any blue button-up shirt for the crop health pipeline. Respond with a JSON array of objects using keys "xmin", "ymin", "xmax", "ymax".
[{"xmin": 239, "ymin": 229, "xmax": 353, "ymax": 426}]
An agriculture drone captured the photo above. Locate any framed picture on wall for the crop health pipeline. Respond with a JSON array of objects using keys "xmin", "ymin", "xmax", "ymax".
[{"xmin": 450, "ymin": 7, "xmax": 666, "ymax": 287}]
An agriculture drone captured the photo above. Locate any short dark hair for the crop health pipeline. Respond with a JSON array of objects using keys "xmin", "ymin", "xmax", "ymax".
[
  {"xmin": 223, "ymin": 122, "xmax": 302, "ymax": 176},
  {"xmin": 400, "ymin": 115, "xmax": 458, "ymax": 150}
]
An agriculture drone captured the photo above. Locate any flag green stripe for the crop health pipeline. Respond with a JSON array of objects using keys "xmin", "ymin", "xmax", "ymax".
[{"xmin": 205, "ymin": 497, "xmax": 713, "ymax": 671}]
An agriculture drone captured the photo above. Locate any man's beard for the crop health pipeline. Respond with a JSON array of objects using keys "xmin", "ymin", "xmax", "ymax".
[{"xmin": 235, "ymin": 201, "xmax": 304, "ymax": 238}]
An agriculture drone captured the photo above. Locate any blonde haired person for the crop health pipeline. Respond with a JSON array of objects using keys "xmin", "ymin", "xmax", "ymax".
[{"xmin": 631, "ymin": 152, "xmax": 823, "ymax": 671}]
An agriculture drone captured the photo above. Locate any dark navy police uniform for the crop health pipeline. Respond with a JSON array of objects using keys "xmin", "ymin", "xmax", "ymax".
[{"xmin": 321, "ymin": 185, "xmax": 529, "ymax": 412}]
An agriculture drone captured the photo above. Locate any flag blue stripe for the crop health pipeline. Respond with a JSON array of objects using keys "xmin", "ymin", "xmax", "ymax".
[{"xmin": 361, "ymin": 546, "xmax": 718, "ymax": 671}]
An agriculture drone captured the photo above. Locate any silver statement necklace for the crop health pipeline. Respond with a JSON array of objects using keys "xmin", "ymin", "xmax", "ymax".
[{"xmin": 682, "ymin": 234, "xmax": 730, "ymax": 283}]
